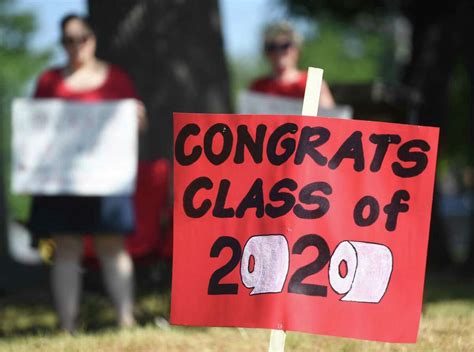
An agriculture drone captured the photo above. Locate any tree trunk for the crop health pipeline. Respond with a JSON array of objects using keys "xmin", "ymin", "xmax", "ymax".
[
  {"xmin": 455, "ymin": 1, "xmax": 474, "ymax": 275},
  {"xmin": 402, "ymin": 0, "xmax": 474, "ymax": 274},
  {"xmin": 401, "ymin": 8, "xmax": 455, "ymax": 272},
  {"xmin": 88, "ymin": 0, "xmax": 232, "ymax": 161}
]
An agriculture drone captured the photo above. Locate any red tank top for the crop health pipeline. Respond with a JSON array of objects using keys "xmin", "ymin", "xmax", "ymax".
[
  {"xmin": 34, "ymin": 64, "xmax": 138, "ymax": 101},
  {"xmin": 250, "ymin": 72, "xmax": 307, "ymax": 98}
]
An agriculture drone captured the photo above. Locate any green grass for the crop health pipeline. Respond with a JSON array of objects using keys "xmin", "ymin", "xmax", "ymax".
[{"xmin": 0, "ymin": 274, "xmax": 473, "ymax": 351}]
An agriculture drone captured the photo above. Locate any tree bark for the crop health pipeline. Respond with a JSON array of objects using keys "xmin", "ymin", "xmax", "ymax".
[
  {"xmin": 401, "ymin": 8, "xmax": 454, "ymax": 272},
  {"xmin": 88, "ymin": 0, "xmax": 232, "ymax": 161},
  {"xmin": 401, "ymin": 0, "xmax": 474, "ymax": 273},
  {"xmin": 455, "ymin": 2, "xmax": 474, "ymax": 275}
]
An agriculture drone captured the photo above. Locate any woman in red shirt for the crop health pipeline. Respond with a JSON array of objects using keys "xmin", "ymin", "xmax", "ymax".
[
  {"xmin": 30, "ymin": 14, "xmax": 145, "ymax": 332},
  {"xmin": 250, "ymin": 21, "xmax": 335, "ymax": 107}
]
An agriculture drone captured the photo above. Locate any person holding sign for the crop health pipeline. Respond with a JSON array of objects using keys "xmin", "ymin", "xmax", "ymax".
[
  {"xmin": 250, "ymin": 21, "xmax": 335, "ymax": 107},
  {"xmin": 29, "ymin": 14, "xmax": 145, "ymax": 332}
]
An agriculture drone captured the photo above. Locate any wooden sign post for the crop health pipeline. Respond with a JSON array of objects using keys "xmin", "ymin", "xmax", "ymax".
[{"xmin": 268, "ymin": 67, "xmax": 324, "ymax": 352}]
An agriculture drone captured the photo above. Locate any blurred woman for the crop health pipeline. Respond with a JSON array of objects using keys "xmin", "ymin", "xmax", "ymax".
[
  {"xmin": 250, "ymin": 21, "xmax": 335, "ymax": 107},
  {"xmin": 30, "ymin": 14, "xmax": 146, "ymax": 332}
]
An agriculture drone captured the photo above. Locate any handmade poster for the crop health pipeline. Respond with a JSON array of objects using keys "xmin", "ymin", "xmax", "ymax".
[
  {"xmin": 238, "ymin": 90, "xmax": 353, "ymax": 119},
  {"xmin": 11, "ymin": 98, "xmax": 138, "ymax": 195},
  {"xmin": 171, "ymin": 112, "xmax": 439, "ymax": 343}
]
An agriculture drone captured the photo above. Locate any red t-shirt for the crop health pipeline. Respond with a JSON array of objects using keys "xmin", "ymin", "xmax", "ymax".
[
  {"xmin": 250, "ymin": 71, "xmax": 307, "ymax": 98},
  {"xmin": 34, "ymin": 64, "xmax": 138, "ymax": 100}
]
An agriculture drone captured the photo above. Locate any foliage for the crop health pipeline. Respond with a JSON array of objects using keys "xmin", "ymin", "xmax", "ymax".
[
  {"xmin": 279, "ymin": 0, "xmax": 387, "ymax": 20},
  {"xmin": 0, "ymin": 0, "xmax": 49, "ymax": 102},
  {"xmin": 0, "ymin": 0, "xmax": 50, "ymax": 221},
  {"xmin": 444, "ymin": 60, "xmax": 471, "ymax": 160},
  {"xmin": 298, "ymin": 16, "xmax": 393, "ymax": 83}
]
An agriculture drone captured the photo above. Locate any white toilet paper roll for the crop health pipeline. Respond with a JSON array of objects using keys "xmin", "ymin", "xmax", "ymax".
[
  {"xmin": 241, "ymin": 235, "xmax": 289, "ymax": 295},
  {"xmin": 328, "ymin": 241, "xmax": 393, "ymax": 303}
]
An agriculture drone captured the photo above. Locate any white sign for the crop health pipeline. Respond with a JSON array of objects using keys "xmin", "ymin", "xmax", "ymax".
[
  {"xmin": 237, "ymin": 90, "xmax": 353, "ymax": 119},
  {"xmin": 11, "ymin": 98, "xmax": 138, "ymax": 195},
  {"xmin": 8, "ymin": 220, "xmax": 42, "ymax": 265}
]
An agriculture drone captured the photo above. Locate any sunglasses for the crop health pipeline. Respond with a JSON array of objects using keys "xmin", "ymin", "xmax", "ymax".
[
  {"xmin": 265, "ymin": 41, "xmax": 293, "ymax": 53},
  {"xmin": 61, "ymin": 34, "xmax": 91, "ymax": 46}
]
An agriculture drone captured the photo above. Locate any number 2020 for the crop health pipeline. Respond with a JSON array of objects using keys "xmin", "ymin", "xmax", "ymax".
[{"xmin": 208, "ymin": 234, "xmax": 393, "ymax": 303}]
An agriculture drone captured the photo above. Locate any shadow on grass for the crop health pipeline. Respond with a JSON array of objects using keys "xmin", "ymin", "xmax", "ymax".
[
  {"xmin": 0, "ymin": 262, "xmax": 173, "ymax": 338},
  {"xmin": 423, "ymin": 273, "xmax": 474, "ymax": 303}
]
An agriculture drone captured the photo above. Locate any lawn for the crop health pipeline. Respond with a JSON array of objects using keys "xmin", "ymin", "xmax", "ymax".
[{"xmin": 0, "ymin": 273, "xmax": 473, "ymax": 351}]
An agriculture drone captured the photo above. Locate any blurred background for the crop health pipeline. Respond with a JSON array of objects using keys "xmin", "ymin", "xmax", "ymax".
[{"xmin": 0, "ymin": 0, "xmax": 473, "ymax": 350}]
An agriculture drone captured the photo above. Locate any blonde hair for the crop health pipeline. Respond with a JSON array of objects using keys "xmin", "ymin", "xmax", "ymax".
[{"xmin": 263, "ymin": 21, "xmax": 303, "ymax": 47}]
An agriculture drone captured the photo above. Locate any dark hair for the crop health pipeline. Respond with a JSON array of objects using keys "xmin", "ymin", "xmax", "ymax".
[{"xmin": 60, "ymin": 13, "xmax": 94, "ymax": 34}]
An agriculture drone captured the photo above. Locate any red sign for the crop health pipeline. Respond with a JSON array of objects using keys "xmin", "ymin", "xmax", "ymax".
[{"xmin": 171, "ymin": 113, "xmax": 439, "ymax": 343}]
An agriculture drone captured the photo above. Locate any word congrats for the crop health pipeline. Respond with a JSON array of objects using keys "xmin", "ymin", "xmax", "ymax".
[{"xmin": 171, "ymin": 113, "xmax": 439, "ymax": 343}]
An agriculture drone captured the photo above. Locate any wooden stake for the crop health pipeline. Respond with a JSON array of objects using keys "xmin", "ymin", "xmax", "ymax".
[
  {"xmin": 268, "ymin": 329, "xmax": 286, "ymax": 352},
  {"xmin": 268, "ymin": 67, "xmax": 324, "ymax": 352},
  {"xmin": 302, "ymin": 67, "xmax": 323, "ymax": 117}
]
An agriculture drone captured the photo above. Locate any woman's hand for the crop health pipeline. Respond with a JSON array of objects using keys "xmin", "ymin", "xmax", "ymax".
[{"xmin": 136, "ymin": 100, "xmax": 147, "ymax": 132}]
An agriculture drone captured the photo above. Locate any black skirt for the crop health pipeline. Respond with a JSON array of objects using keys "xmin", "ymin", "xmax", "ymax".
[{"xmin": 29, "ymin": 195, "xmax": 135, "ymax": 237}]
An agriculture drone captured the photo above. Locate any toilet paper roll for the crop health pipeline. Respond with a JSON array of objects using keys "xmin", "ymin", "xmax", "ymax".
[
  {"xmin": 241, "ymin": 235, "xmax": 289, "ymax": 295},
  {"xmin": 328, "ymin": 241, "xmax": 393, "ymax": 303}
]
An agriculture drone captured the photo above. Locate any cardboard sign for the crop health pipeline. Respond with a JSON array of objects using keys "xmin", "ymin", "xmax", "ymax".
[
  {"xmin": 11, "ymin": 98, "xmax": 138, "ymax": 195},
  {"xmin": 7, "ymin": 221, "xmax": 42, "ymax": 265},
  {"xmin": 171, "ymin": 113, "xmax": 439, "ymax": 343},
  {"xmin": 238, "ymin": 90, "xmax": 353, "ymax": 119}
]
